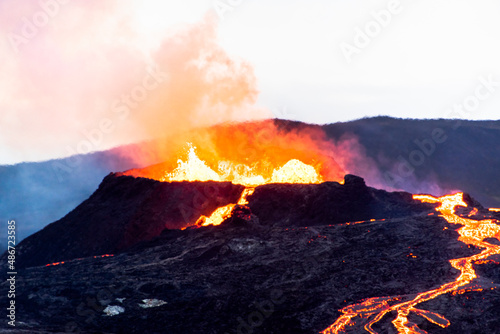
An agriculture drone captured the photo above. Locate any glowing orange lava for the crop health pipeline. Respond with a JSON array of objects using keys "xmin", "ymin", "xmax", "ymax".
[
  {"xmin": 45, "ymin": 261, "xmax": 65, "ymax": 267},
  {"xmin": 196, "ymin": 187, "xmax": 256, "ymax": 227},
  {"xmin": 468, "ymin": 208, "xmax": 478, "ymax": 217},
  {"xmin": 45, "ymin": 254, "xmax": 114, "ymax": 267},
  {"xmin": 489, "ymin": 208, "xmax": 500, "ymax": 213},
  {"xmin": 196, "ymin": 204, "xmax": 235, "ymax": 227},
  {"xmin": 165, "ymin": 143, "xmax": 325, "ymax": 228},
  {"xmin": 161, "ymin": 143, "xmax": 324, "ymax": 186},
  {"xmin": 321, "ymin": 192, "xmax": 500, "ymax": 334}
]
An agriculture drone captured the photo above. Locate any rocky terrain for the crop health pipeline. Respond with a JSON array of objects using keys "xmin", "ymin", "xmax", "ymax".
[
  {"xmin": 9, "ymin": 174, "xmax": 432, "ymax": 269},
  {"xmin": 1, "ymin": 174, "xmax": 499, "ymax": 333}
]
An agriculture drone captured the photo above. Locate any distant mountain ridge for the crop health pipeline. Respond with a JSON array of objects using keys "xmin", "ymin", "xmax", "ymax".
[{"xmin": 324, "ymin": 117, "xmax": 500, "ymax": 207}]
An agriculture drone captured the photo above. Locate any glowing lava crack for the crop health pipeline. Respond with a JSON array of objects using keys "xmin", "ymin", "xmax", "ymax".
[{"xmin": 321, "ymin": 192, "xmax": 500, "ymax": 334}]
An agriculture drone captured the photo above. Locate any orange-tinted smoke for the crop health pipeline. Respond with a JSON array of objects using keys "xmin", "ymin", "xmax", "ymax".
[
  {"xmin": 122, "ymin": 120, "xmax": 348, "ymax": 183},
  {"xmin": 128, "ymin": 14, "xmax": 268, "ymax": 156},
  {"xmin": 0, "ymin": 1, "xmax": 267, "ymax": 164}
]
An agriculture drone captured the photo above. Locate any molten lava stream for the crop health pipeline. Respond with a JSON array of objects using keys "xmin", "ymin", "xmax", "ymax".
[
  {"xmin": 195, "ymin": 187, "xmax": 255, "ymax": 227},
  {"xmin": 321, "ymin": 192, "xmax": 500, "ymax": 334}
]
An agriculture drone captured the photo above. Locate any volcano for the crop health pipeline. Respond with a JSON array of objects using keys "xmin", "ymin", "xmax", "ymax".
[
  {"xmin": 2, "ymin": 157, "xmax": 500, "ymax": 333},
  {"xmin": 3, "ymin": 118, "xmax": 500, "ymax": 251}
]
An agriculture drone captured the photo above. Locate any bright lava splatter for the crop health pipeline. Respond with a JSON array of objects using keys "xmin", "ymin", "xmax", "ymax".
[
  {"xmin": 170, "ymin": 144, "xmax": 324, "ymax": 228},
  {"xmin": 161, "ymin": 143, "xmax": 324, "ymax": 187},
  {"xmin": 321, "ymin": 192, "xmax": 500, "ymax": 334}
]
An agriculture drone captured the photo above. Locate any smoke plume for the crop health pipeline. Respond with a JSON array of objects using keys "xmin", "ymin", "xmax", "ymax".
[{"xmin": 0, "ymin": 0, "xmax": 266, "ymax": 164}]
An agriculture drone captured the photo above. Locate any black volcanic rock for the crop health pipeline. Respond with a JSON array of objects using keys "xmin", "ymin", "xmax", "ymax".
[
  {"xmin": 223, "ymin": 204, "xmax": 260, "ymax": 228},
  {"xmin": 1, "ymin": 206, "xmax": 498, "ymax": 333},
  {"xmin": 7, "ymin": 174, "xmax": 438, "ymax": 269},
  {"xmin": 343, "ymin": 174, "xmax": 367, "ymax": 188},
  {"xmin": 462, "ymin": 192, "xmax": 485, "ymax": 209},
  {"xmin": 1, "ymin": 173, "xmax": 499, "ymax": 333},
  {"xmin": 10, "ymin": 175, "xmax": 244, "ymax": 269},
  {"xmin": 247, "ymin": 180, "xmax": 432, "ymax": 227}
]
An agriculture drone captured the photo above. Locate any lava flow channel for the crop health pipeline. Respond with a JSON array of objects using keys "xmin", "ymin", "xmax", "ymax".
[
  {"xmin": 195, "ymin": 187, "xmax": 255, "ymax": 227},
  {"xmin": 321, "ymin": 192, "xmax": 500, "ymax": 334}
]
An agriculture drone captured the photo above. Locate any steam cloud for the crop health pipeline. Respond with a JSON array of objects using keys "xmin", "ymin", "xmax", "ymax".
[{"xmin": 0, "ymin": 0, "xmax": 266, "ymax": 165}]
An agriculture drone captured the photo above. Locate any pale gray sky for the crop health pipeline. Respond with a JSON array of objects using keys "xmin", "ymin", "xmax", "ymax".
[{"xmin": 1, "ymin": 0, "xmax": 499, "ymax": 164}]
